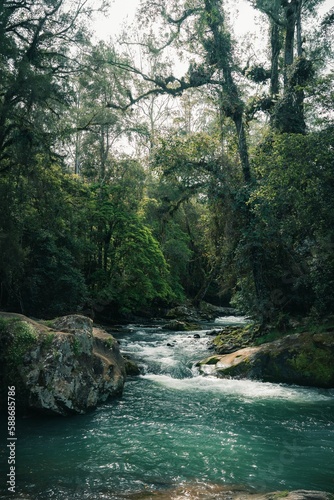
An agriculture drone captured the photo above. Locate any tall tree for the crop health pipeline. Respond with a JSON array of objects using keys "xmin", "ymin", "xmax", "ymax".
[
  {"xmin": 247, "ymin": 0, "xmax": 328, "ymax": 133},
  {"xmin": 0, "ymin": 0, "xmax": 107, "ymax": 171},
  {"xmin": 103, "ymin": 0, "xmax": 274, "ymax": 317}
]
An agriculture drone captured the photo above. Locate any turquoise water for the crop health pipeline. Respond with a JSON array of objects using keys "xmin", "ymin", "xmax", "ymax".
[{"xmin": 1, "ymin": 319, "xmax": 334, "ymax": 498}]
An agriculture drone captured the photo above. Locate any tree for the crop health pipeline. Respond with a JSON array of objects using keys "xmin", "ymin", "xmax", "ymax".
[
  {"xmin": 103, "ymin": 0, "xmax": 274, "ymax": 318},
  {"xmin": 0, "ymin": 0, "xmax": 107, "ymax": 172},
  {"xmin": 67, "ymin": 41, "xmax": 145, "ymax": 178},
  {"xmin": 247, "ymin": 0, "xmax": 329, "ymax": 133},
  {"xmin": 0, "ymin": 158, "xmax": 88, "ymax": 316},
  {"xmin": 249, "ymin": 128, "xmax": 334, "ymax": 318},
  {"xmin": 80, "ymin": 170, "xmax": 175, "ymax": 316}
]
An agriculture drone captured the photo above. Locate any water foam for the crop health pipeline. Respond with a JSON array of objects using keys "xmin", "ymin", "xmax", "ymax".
[
  {"xmin": 214, "ymin": 316, "xmax": 250, "ymax": 325},
  {"xmin": 141, "ymin": 373, "xmax": 333, "ymax": 402}
]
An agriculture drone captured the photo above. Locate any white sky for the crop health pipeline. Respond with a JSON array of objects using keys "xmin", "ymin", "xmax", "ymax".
[
  {"xmin": 92, "ymin": 0, "xmax": 262, "ymax": 40},
  {"xmin": 93, "ymin": 0, "xmax": 334, "ymax": 41}
]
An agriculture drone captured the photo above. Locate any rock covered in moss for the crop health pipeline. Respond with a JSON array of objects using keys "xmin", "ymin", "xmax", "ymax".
[
  {"xmin": 198, "ymin": 331, "xmax": 334, "ymax": 388},
  {"xmin": 211, "ymin": 324, "xmax": 257, "ymax": 354},
  {"xmin": 0, "ymin": 313, "xmax": 126, "ymax": 415},
  {"xmin": 198, "ymin": 301, "xmax": 239, "ymax": 319},
  {"xmin": 162, "ymin": 319, "xmax": 201, "ymax": 331}
]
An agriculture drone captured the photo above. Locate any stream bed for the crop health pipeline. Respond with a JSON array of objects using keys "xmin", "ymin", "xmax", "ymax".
[{"xmin": 1, "ymin": 317, "xmax": 334, "ymax": 498}]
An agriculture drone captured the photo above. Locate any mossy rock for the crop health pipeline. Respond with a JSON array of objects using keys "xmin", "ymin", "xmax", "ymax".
[
  {"xmin": 212, "ymin": 324, "xmax": 257, "ymax": 354},
  {"xmin": 198, "ymin": 331, "xmax": 334, "ymax": 388},
  {"xmin": 0, "ymin": 313, "xmax": 126, "ymax": 416},
  {"xmin": 0, "ymin": 317, "xmax": 40, "ymax": 410}
]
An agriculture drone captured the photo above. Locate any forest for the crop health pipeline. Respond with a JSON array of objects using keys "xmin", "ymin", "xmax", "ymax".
[{"xmin": 0, "ymin": 0, "xmax": 333, "ymax": 327}]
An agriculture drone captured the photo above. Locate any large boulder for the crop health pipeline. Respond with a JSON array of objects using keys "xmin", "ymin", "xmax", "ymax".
[
  {"xmin": 0, "ymin": 313, "xmax": 126, "ymax": 415},
  {"xmin": 166, "ymin": 305, "xmax": 200, "ymax": 322},
  {"xmin": 198, "ymin": 331, "xmax": 334, "ymax": 388}
]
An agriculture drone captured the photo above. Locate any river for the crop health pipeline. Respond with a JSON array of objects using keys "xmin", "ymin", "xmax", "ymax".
[{"xmin": 1, "ymin": 317, "xmax": 334, "ymax": 498}]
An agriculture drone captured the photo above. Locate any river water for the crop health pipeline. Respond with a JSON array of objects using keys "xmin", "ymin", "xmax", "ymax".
[{"xmin": 1, "ymin": 317, "xmax": 334, "ymax": 498}]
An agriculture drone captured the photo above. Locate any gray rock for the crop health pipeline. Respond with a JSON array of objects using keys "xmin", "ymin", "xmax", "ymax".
[
  {"xmin": 166, "ymin": 305, "xmax": 200, "ymax": 322},
  {"xmin": 0, "ymin": 313, "xmax": 126, "ymax": 416}
]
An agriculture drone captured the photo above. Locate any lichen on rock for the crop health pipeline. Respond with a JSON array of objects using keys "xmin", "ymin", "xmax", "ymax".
[{"xmin": 0, "ymin": 313, "xmax": 126, "ymax": 416}]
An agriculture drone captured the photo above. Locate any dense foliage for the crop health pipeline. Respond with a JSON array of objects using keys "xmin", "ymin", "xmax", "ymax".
[{"xmin": 0, "ymin": 0, "xmax": 333, "ymax": 324}]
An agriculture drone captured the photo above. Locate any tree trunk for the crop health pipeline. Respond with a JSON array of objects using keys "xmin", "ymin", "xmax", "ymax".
[
  {"xmin": 203, "ymin": 0, "xmax": 271, "ymax": 318},
  {"xmin": 270, "ymin": 21, "xmax": 281, "ymax": 98},
  {"xmin": 283, "ymin": 0, "xmax": 297, "ymax": 85},
  {"xmin": 233, "ymin": 113, "xmax": 251, "ymax": 184},
  {"xmin": 296, "ymin": 0, "xmax": 303, "ymax": 57}
]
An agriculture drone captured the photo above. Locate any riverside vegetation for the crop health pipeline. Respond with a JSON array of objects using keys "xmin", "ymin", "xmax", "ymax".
[
  {"xmin": 0, "ymin": 0, "xmax": 333, "ymax": 327},
  {"xmin": 0, "ymin": 0, "xmax": 333, "ymax": 496}
]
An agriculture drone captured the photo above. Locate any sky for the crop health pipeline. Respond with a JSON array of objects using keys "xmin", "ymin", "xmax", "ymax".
[
  {"xmin": 91, "ymin": 0, "xmax": 334, "ymax": 82},
  {"xmin": 92, "ymin": 0, "xmax": 262, "ymax": 40},
  {"xmin": 93, "ymin": 0, "xmax": 334, "ymax": 41}
]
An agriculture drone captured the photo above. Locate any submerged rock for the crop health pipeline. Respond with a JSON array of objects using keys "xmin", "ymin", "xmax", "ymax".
[
  {"xmin": 0, "ymin": 313, "xmax": 126, "ymax": 415},
  {"xmin": 127, "ymin": 483, "xmax": 333, "ymax": 500},
  {"xmin": 198, "ymin": 331, "xmax": 334, "ymax": 388}
]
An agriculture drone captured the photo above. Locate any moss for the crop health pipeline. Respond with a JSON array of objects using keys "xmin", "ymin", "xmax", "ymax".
[
  {"xmin": 213, "ymin": 324, "xmax": 257, "ymax": 351},
  {"xmin": 198, "ymin": 355, "xmax": 222, "ymax": 366},
  {"xmin": 0, "ymin": 318, "xmax": 39, "ymax": 409},
  {"xmin": 72, "ymin": 337, "xmax": 81, "ymax": 356},
  {"xmin": 254, "ymin": 329, "xmax": 286, "ymax": 345},
  {"xmin": 40, "ymin": 319, "xmax": 57, "ymax": 328},
  {"xmin": 255, "ymin": 316, "xmax": 334, "ymax": 346},
  {"xmin": 216, "ymin": 362, "xmax": 250, "ymax": 378},
  {"xmin": 6, "ymin": 320, "xmax": 38, "ymax": 367},
  {"xmin": 41, "ymin": 332, "xmax": 55, "ymax": 349},
  {"xmin": 288, "ymin": 344, "xmax": 334, "ymax": 386},
  {"xmin": 103, "ymin": 337, "xmax": 116, "ymax": 349}
]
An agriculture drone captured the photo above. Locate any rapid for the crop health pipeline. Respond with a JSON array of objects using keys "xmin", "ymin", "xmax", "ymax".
[{"xmin": 1, "ymin": 317, "xmax": 334, "ymax": 498}]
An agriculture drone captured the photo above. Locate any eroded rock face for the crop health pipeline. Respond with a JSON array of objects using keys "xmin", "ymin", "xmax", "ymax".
[
  {"xmin": 198, "ymin": 332, "xmax": 334, "ymax": 388},
  {"xmin": 0, "ymin": 313, "xmax": 126, "ymax": 415}
]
